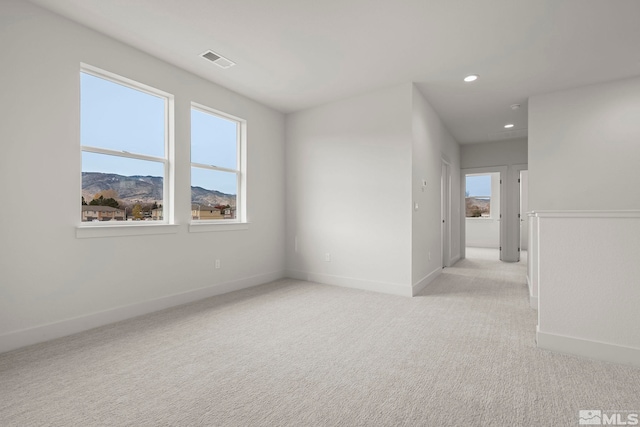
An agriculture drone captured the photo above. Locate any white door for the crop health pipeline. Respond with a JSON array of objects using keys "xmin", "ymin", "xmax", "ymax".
[
  {"xmin": 519, "ymin": 170, "xmax": 529, "ymax": 252},
  {"xmin": 441, "ymin": 161, "xmax": 450, "ymax": 268}
]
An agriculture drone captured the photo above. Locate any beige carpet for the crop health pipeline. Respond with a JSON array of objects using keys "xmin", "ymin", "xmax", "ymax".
[{"xmin": 1, "ymin": 255, "xmax": 639, "ymax": 426}]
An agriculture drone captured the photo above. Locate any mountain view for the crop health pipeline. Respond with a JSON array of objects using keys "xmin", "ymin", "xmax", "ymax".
[
  {"xmin": 82, "ymin": 172, "xmax": 235, "ymax": 209},
  {"xmin": 465, "ymin": 196, "xmax": 491, "ymax": 218}
]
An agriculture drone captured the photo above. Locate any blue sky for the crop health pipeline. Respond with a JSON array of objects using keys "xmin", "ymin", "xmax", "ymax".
[
  {"xmin": 190, "ymin": 108, "xmax": 237, "ymax": 194},
  {"xmin": 81, "ymin": 72, "xmax": 238, "ymax": 194},
  {"xmin": 466, "ymin": 175, "xmax": 491, "ymax": 197}
]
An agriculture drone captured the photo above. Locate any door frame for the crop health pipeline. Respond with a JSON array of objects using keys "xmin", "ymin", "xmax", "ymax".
[
  {"xmin": 441, "ymin": 158, "xmax": 452, "ymax": 268},
  {"xmin": 461, "ymin": 166, "xmax": 508, "ymax": 261},
  {"xmin": 513, "ymin": 164, "xmax": 528, "ymax": 262}
]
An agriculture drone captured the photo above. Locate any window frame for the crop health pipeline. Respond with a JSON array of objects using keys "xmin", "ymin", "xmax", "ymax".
[
  {"xmin": 79, "ymin": 64, "xmax": 175, "ymax": 229},
  {"xmin": 189, "ymin": 102, "xmax": 247, "ymax": 226}
]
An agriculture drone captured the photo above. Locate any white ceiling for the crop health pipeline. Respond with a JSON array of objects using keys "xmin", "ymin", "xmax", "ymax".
[{"xmin": 29, "ymin": 0, "xmax": 640, "ymax": 144}]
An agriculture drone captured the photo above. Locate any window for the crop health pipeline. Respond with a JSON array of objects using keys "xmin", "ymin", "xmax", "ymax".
[
  {"xmin": 80, "ymin": 65, "xmax": 172, "ymax": 224},
  {"xmin": 465, "ymin": 174, "xmax": 492, "ymax": 218},
  {"xmin": 190, "ymin": 104, "xmax": 245, "ymax": 222}
]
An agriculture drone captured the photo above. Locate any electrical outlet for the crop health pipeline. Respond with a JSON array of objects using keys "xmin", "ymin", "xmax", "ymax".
[
  {"xmin": 428, "ymin": 252, "xmax": 431, "ymax": 261},
  {"xmin": 215, "ymin": 259, "xmax": 221, "ymax": 269},
  {"xmin": 325, "ymin": 253, "xmax": 331, "ymax": 262}
]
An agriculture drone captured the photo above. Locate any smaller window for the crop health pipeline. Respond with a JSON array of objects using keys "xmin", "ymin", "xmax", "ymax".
[
  {"xmin": 190, "ymin": 104, "xmax": 245, "ymax": 222},
  {"xmin": 465, "ymin": 174, "xmax": 491, "ymax": 218}
]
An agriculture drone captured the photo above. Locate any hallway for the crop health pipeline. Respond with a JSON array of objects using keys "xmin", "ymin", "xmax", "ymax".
[{"xmin": 419, "ymin": 250, "xmax": 640, "ymax": 424}]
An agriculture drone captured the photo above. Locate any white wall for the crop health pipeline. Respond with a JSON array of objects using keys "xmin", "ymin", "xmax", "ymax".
[
  {"xmin": 529, "ymin": 76, "xmax": 640, "ymax": 211},
  {"xmin": 285, "ymin": 84, "xmax": 460, "ymax": 296},
  {"xmin": 0, "ymin": 1, "xmax": 286, "ymax": 352},
  {"xmin": 461, "ymin": 138, "xmax": 527, "ymax": 261},
  {"xmin": 529, "ymin": 75, "xmax": 640, "ymax": 366},
  {"xmin": 285, "ymin": 84, "xmax": 414, "ymax": 296},
  {"xmin": 535, "ymin": 212, "xmax": 640, "ymax": 367},
  {"xmin": 411, "ymin": 86, "xmax": 460, "ymax": 288},
  {"xmin": 526, "ymin": 213, "xmax": 538, "ymax": 309},
  {"xmin": 461, "ymin": 138, "xmax": 527, "ymax": 170},
  {"xmin": 465, "ymin": 219, "xmax": 500, "ymax": 248}
]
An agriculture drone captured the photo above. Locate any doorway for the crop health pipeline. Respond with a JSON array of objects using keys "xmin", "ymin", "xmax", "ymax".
[
  {"xmin": 462, "ymin": 167, "xmax": 507, "ymax": 261},
  {"xmin": 518, "ymin": 170, "xmax": 529, "ymax": 263}
]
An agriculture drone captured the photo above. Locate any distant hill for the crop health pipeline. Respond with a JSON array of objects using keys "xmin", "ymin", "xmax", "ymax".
[
  {"xmin": 465, "ymin": 196, "xmax": 491, "ymax": 217},
  {"xmin": 82, "ymin": 172, "xmax": 235, "ymax": 207},
  {"xmin": 190, "ymin": 185, "xmax": 236, "ymax": 208}
]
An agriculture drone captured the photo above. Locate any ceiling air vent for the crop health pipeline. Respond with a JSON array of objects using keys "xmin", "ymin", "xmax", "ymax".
[{"xmin": 200, "ymin": 50, "xmax": 235, "ymax": 69}]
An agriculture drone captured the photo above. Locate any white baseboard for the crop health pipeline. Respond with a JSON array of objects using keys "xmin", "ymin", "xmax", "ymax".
[
  {"xmin": 450, "ymin": 254, "xmax": 461, "ymax": 265},
  {"xmin": 537, "ymin": 329, "xmax": 640, "ymax": 368},
  {"xmin": 412, "ymin": 267, "xmax": 442, "ymax": 296},
  {"xmin": 286, "ymin": 270, "xmax": 412, "ymax": 297},
  {"xmin": 0, "ymin": 270, "xmax": 285, "ymax": 355}
]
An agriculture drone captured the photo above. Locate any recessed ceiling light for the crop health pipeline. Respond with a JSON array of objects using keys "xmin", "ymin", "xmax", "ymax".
[
  {"xmin": 464, "ymin": 74, "xmax": 478, "ymax": 82},
  {"xmin": 504, "ymin": 124, "xmax": 514, "ymax": 129}
]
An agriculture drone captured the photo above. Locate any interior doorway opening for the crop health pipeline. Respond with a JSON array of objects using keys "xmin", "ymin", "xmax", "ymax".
[
  {"xmin": 518, "ymin": 170, "xmax": 529, "ymax": 264},
  {"xmin": 463, "ymin": 169, "xmax": 505, "ymax": 261}
]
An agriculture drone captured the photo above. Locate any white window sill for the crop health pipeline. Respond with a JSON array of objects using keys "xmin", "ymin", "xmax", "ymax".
[
  {"xmin": 76, "ymin": 223, "xmax": 180, "ymax": 239},
  {"xmin": 189, "ymin": 222, "xmax": 250, "ymax": 233}
]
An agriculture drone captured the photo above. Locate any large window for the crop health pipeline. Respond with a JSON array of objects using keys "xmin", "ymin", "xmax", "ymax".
[
  {"xmin": 465, "ymin": 174, "xmax": 492, "ymax": 218},
  {"xmin": 80, "ymin": 65, "xmax": 172, "ymax": 224},
  {"xmin": 190, "ymin": 104, "xmax": 244, "ymax": 222}
]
